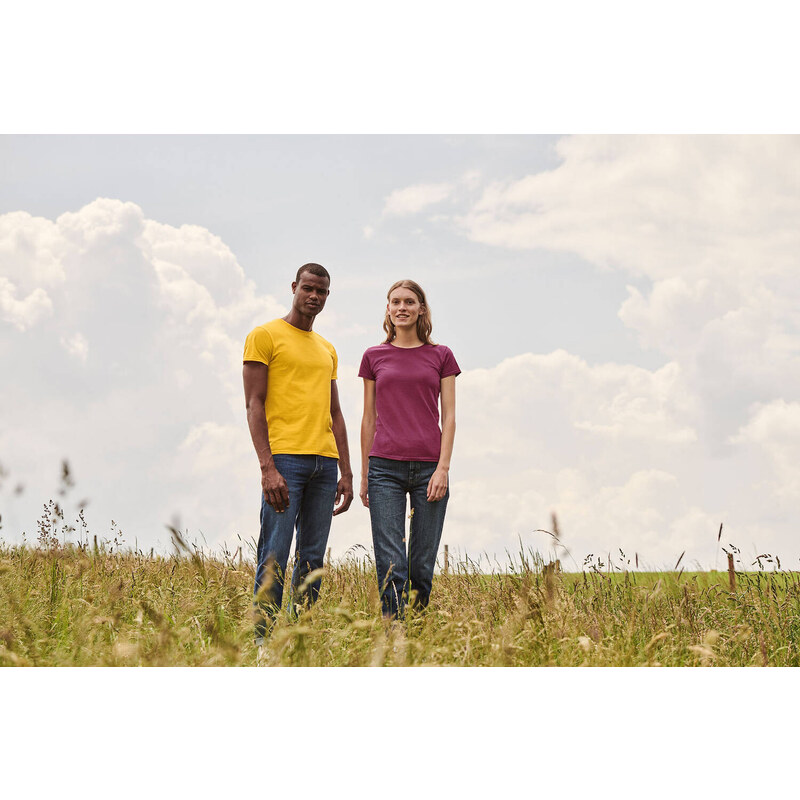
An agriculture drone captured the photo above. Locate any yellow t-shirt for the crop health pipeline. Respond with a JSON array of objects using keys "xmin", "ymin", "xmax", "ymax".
[{"xmin": 243, "ymin": 319, "xmax": 339, "ymax": 458}]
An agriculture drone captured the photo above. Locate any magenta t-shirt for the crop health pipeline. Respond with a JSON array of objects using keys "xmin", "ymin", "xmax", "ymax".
[{"xmin": 358, "ymin": 343, "xmax": 461, "ymax": 462}]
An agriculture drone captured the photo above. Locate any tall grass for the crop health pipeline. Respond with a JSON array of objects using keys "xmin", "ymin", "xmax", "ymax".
[{"xmin": 2, "ymin": 530, "xmax": 799, "ymax": 666}]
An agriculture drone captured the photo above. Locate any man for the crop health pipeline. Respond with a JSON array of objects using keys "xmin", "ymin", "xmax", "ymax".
[{"xmin": 243, "ymin": 263, "xmax": 353, "ymax": 644}]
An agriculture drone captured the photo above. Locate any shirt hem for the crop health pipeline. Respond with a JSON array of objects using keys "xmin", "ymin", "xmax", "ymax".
[
  {"xmin": 271, "ymin": 449, "xmax": 340, "ymax": 459},
  {"xmin": 369, "ymin": 452, "xmax": 440, "ymax": 463}
]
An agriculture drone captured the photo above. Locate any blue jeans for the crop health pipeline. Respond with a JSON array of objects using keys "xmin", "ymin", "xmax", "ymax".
[
  {"xmin": 367, "ymin": 456, "xmax": 449, "ymax": 618},
  {"xmin": 253, "ymin": 454, "xmax": 338, "ymax": 639}
]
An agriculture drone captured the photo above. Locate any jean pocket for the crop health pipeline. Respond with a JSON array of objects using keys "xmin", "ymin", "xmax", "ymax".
[{"xmin": 368, "ymin": 456, "xmax": 395, "ymax": 480}]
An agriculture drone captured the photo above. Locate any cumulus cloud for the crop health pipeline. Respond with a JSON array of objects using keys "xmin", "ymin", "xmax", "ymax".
[
  {"xmin": 60, "ymin": 332, "xmax": 89, "ymax": 362},
  {"xmin": 0, "ymin": 278, "xmax": 53, "ymax": 330},
  {"xmin": 732, "ymin": 400, "xmax": 800, "ymax": 505},
  {"xmin": 383, "ymin": 182, "xmax": 453, "ymax": 216},
  {"xmin": 431, "ymin": 352, "xmax": 715, "ymax": 566},
  {"xmin": 0, "ymin": 211, "xmax": 66, "ymax": 289},
  {"xmin": 458, "ymin": 350, "xmax": 697, "ymax": 455},
  {"xmin": 734, "ymin": 399, "xmax": 800, "ymax": 446},
  {"xmin": 0, "ymin": 198, "xmax": 287, "ymax": 550}
]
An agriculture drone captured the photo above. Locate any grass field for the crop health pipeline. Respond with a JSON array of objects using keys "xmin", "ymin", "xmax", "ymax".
[{"xmin": 2, "ymin": 528, "xmax": 798, "ymax": 666}]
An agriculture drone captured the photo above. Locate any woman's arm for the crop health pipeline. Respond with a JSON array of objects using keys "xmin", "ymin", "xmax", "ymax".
[
  {"xmin": 360, "ymin": 378, "xmax": 377, "ymax": 507},
  {"xmin": 427, "ymin": 375, "xmax": 456, "ymax": 502}
]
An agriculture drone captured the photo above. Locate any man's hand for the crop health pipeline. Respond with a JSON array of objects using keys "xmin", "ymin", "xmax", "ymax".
[
  {"xmin": 359, "ymin": 476, "xmax": 369, "ymax": 508},
  {"xmin": 262, "ymin": 465, "xmax": 289, "ymax": 513},
  {"xmin": 334, "ymin": 474, "xmax": 354, "ymax": 516},
  {"xmin": 426, "ymin": 467, "xmax": 449, "ymax": 502}
]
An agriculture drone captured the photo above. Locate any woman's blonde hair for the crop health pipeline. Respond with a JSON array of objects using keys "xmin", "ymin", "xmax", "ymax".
[{"xmin": 382, "ymin": 279, "xmax": 434, "ymax": 344}]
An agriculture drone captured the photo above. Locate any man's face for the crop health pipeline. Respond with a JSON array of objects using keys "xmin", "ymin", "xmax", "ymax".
[{"xmin": 292, "ymin": 272, "xmax": 330, "ymax": 317}]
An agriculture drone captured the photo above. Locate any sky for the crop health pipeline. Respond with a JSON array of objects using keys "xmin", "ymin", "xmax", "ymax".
[{"xmin": 3, "ymin": 134, "xmax": 800, "ymax": 570}]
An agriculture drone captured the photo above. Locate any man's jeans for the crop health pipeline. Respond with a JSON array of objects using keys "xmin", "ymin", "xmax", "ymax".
[
  {"xmin": 367, "ymin": 456, "xmax": 449, "ymax": 618},
  {"xmin": 253, "ymin": 454, "xmax": 338, "ymax": 640}
]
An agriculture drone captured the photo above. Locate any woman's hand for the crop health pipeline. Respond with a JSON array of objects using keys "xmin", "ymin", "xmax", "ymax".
[
  {"xmin": 359, "ymin": 476, "xmax": 369, "ymax": 508},
  {"xmin": 426, "ymin": 467, "xmax": 449, "ymax": 502}
]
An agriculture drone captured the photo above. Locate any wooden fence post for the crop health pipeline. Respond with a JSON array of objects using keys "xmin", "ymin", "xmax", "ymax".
[
  {"xmin": 727, "ymin": 553, "xmax": 736, "ymax": 592},
  {"xmin": 326, "ymin": 547, "xmax": 331, "ymax": 567},
  {"xmin": 444, "ymin": 544, "xmax": 449, "ymax": 574}
]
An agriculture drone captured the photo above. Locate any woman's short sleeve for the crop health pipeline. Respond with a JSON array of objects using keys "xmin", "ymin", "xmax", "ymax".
[
  {"xmin": 439, "ymin": 346, "xmax": 461, "ymax": 378},
  {"xmin": 358, "ymin": 349, "xmax": 375, "ymax": 380}
]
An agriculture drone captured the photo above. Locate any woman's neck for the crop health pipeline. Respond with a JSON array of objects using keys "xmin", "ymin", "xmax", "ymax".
[{"xmin": 392, "ymin": 327, "xmax": 423, "ymax": 348}]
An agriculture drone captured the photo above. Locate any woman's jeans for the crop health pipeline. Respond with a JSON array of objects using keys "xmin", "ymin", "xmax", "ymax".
[
  {"xmin": 253, "ymin": 454, "xmax": 338, "ymax": 640},
  {"xmin": 368, "ymin": 456, "xmax": 449, "ymax": 618}
]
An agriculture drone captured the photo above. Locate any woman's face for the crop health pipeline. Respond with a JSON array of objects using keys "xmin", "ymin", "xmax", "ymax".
[{"xmin": 387, "ymin": 287, "xmax": 423, "ymax": 331}]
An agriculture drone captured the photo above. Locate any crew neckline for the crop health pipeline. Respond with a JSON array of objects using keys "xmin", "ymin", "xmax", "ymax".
[
  {"xmin": 279, "ymin": 318, "xmax": 315, "ymax": 334},
  {"xmin": 387, "ymin": 341, "xmax": 427, "ymax": 350}
]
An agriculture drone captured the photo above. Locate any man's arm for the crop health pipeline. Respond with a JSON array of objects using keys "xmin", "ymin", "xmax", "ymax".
[
  {"xmin": 330, "ymin": 380, "xmax": 354, "ymax": 516},
  {"xmin": 243, "ymin": 361, "xmax": 289, "ymax": 512}
]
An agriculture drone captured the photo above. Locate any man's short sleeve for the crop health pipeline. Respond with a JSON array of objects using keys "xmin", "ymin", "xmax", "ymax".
[
  {"xmin": 243, "ymin": 326, "xmax": 274, "ymax": 365},
  {"xmin": 439, "ymin": 346, "xmax": 461, "ymax": 379},
  {"xmin": 358, "ymin": 349, "xmax": 375, "ymax": 381},
  {"xmin": 331, "ymin": 346, "xmax": 338, "ymax": 381}
]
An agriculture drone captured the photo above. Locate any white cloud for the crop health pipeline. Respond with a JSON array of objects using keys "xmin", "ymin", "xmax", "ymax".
[
  {"xmin": 0, "ymin": 278, "xmax": 53, "ymax": 330},
  {"xmin": 458, "ymin": 350, "xmax": 697, "ymax": 454},
  {"xmin": 732, "ymin": 400, "xmax": 800, "ymax": 504},
  {"xmin": 442, "ymin": 464, "xmax": 722, "ymax": 570},
  {"xmin": 734, "ymin": 399, "xmax": 800, "ymax": 446},
  {"xmin": 60, "ymin": 332, "xmax": 89, "ymax": 362},
  {"xmin": 383, "ymin": 182, "xmax": 452, "ymax": 216},
  {"xmin": 428, "ymin": 353, "xmax": 709, "ymax": 565},
  {"xmin": 0, "ymin": 211, "xmax": 66, "ymax": 289},
  {"xmin": 618, "ymin": 277, "xmax": 737, "ymax": 355},
  {"xmin": 0, "ymin": 199, "xmax": 287, "ymax": 551},
  {"xmin": 461, "ymin": 136, "xmax": 800, "ymax": 280},
  {"xmin": 58, "ymin": 198, "xmax": 145, "ymax": 249}
]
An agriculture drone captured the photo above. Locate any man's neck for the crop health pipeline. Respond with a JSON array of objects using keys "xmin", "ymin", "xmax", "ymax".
[{"xmin": 283, "ymin": 310, "xmax": 314, "ymax": 332}]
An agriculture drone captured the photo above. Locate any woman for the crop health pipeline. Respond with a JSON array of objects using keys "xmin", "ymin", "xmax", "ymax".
[{"xmin": 358, "ymin": 279, "xmax": 460, "ymax": 618}]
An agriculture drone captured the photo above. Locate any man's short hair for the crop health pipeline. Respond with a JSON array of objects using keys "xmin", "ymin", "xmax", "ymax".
[{"xmin": 296, "ymin": 263, "xmax": 330, "ymax": 283}]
